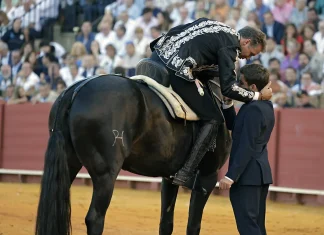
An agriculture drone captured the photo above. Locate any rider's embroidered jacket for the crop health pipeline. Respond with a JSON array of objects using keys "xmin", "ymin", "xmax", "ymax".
[{"xmin": 150, "ymin": 17, "xmax": 256, "ymax": 103}]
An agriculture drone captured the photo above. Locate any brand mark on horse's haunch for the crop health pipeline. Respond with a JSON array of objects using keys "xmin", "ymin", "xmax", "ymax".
[{"xmin": 112, "ymin": 130, "xmax": 124, "ymax": 146}]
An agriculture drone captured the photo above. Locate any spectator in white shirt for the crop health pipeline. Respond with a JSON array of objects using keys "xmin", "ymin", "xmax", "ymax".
[
  {"xmin": 114, "ymin": 11, "xmax": 137, "ymax": 39},
  {"xmin": 133, "ymin": 27, "xmax": 151, "ymax": 57},
  {"xmin": 261, "ymin": 37, "xmax": 284, "ymax": 68},
  {"xmin": 135, "ymin": 8, "xmax": 159, "ymax": 38},
  {"xmin": 15, "ymin": 62, "xmax": 40, "ymax": 92},
  {"xmin": 171, "ymin": 6, "xmax": 193, "ymax": 28},
  {"xmin": 31, "ymin": 82, "xmax": 58, "ymax": 104},
  {"xmin": 95, "ymin": 21, "xmax": 117, "ymax": 54},
  {"xmin": 100, "ymin": 44, "xmax": 123, "ymax": 74},
  {"xmin": 0, "ymin": 41, "xmax": 10, "ymax": 65},
  {"xmin": 117, "ymin": 41, "xmax": 143, "ymax": 76},
  {"xmin": 313, "ymin": 20, "xmax": 324, "ymax": 54},
  {"xmin": 230, "ymin": 7, "xmax": 248, "ymax": 31},
  {"xmin": 114, "ymin": 24, "xmax": 129, "ymax": 56}
]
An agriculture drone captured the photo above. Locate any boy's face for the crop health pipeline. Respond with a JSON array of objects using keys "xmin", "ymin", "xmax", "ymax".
[{"xmin": 239, "ymin": 74, "xmax": 257, "ymax": 91}]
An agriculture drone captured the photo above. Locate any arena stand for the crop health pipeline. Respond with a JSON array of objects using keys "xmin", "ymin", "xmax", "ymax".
[{"xmin": 0, "ymin": 0, "xmax": 324, "ymax": 205}]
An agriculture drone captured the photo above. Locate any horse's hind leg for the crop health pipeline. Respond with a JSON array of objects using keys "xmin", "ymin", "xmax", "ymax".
[
  {"xmin": 159, "ymin": 178, "xmax": 179, "ymax": 235},
  {"xmin": 82, "ymin": 148, "xmax": 124, "ymax": 235},
  {"xmin": 186, "ymin": 172, "xmax": 217, "ymax": 235}
]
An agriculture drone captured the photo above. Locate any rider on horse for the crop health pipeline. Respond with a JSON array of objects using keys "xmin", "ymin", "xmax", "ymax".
[{"xmin": 149, "ymin": 18, "xmax": 272, "ymax": 189}]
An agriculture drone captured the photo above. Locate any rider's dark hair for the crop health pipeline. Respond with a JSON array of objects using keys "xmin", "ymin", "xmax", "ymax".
[
  {"xmin": 238, "ymin": 26, "xmax": 267, "ymax": 52},
  {"xmin": 239, "ymin": 64, "xmax": 269, "ymax": 91}
]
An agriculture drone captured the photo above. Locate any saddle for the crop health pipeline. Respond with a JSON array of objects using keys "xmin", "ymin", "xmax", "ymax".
[
  {"xmin": 134, "ymin": 58, "xmax": 199, "ymax": 121},
  {"xmin": 134, "ymin": 58, "xmax": 224, "ymax": 121}
]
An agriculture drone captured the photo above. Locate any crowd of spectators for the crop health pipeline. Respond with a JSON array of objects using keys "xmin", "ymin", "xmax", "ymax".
[{"xmin": 0, "ymin": 0, "xmax": 324, "ymax": 109}]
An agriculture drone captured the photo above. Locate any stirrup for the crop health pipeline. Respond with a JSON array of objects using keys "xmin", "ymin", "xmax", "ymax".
[{"xmin": 172, "ymin": 171, "xmax": 207, "ymax": 195}]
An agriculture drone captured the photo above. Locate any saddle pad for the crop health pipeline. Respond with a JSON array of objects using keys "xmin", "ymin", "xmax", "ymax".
[{"xmin": 130, "ymin": 75, "xmax": 200, "ymax": 121}]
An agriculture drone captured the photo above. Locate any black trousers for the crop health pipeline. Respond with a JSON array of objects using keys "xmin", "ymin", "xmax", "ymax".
[
  {"xmin": 150, "ymin": 51, "xmax": 220, "ymax": 121},
  {"xmin": 230, "ymin": 184, "xmax": 269, "ymax": 235}
]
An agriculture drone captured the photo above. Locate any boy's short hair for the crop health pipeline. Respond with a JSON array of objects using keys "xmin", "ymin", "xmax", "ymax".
[{"xmin": 239, "ymin": 64, "xmax": 269, "ymax": 91}]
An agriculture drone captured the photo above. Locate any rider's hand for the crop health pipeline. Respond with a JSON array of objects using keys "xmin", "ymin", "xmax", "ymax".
[
  {"xmin": 259, "ymin": 81, "xmax": 272, "ymax": 100},
  {"xmin": 219, "ymin": 177, "xmax": 233, "ymax": 190}
]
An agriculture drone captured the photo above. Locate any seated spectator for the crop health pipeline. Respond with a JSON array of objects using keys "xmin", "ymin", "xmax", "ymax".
[
  {"xmin": 114, "ymin": 24, "xmax": 129, "ymax": 56},
  {"xmin": 133, "ymin": 27, "xmax": 151, "ymax": 57},
  {"xmin": 56, "ymin": 80, "xmax": 67, "ymax": 94},
  {"xmin": 262, "ymin": 11, "xmax": 285, "ymax": 44},
  {"xmin": 48, "ymin": 62, "xmax": 65, "ymax": 90},
  {"xmin": 292, "ymin": 72, "xmax": 321, "ymax": 93},
  {"xmin": 313, "ymin": 20, "xmax": 324, "ymax": 54},
  {"xmin": 25, "ymin": 51, "xmax": 37, "ymax": 70},
  {"xmin": 1, "ymin": 0, "xmax": 16, "ymax": 21},
  {"xmin": 208, "ymin": 0, "xmax": 230, "ymax": 22},
  {"xmin": 230, "ymin": 7, "xmax": 248, "ymax": 31},
  {"xmin": 114, "ymin": 11, "xmax": 137, "ymax": 39},
  {"xmin": 15, "ymin": 62, "xmax": 40, "ymax": 92},
  {"xmin": 301, "ymin": 24, "xmax": 315, "ymax": 41},
  {"xmin": 193, "ymin": 1, "xmax": 208, "ymax": 21},
  {"xmin": 81, "ymin": 55, "xmax": 98, "ymax": 78},
  {"xmin": 305, "ymin": 8, "xmax": 320, "ymax": 31},
  {"xmin": 295, "ymin": 90, "xmax": 315, "ymax": 108},
  {"xmin": 3, "ymin": 84, "xmax": 14, "ymax": 102},
  {"xmin": 114, "ymin": 0, "xmax": 141, "ymax": 20},
  {"xmin": 76, "ymin": 21, "xmax": 95, "ymax": 54},
  {"xmin": 150, "ymin": 26, "xmax": 162, "ymax": 40},
  {"xmin": 65, "ymin": 64, "xmax": 85, "ymax": 87},
  {"xmin": 253, "ymin": 0, "xmax": 270, "ymax": 24},
  {"xmin": 281, "ymin": 39, "xmax": 300, "ymax": 71},
  {"xmin": 285, "ymin": 67, "xmax": 299, "ymax": 88},
  {"xmin": 273, "ymin": 92, "xmax": 292, "ymax": 108},
  {"xmin": 290, "ymin": 0, "xmax": 308, "ymax": 30},
  {"xmin": 281, "ymin": 23, "xmax": 304, "ymax": 56},
  {"xmin": 297, "ymin": 52, "xmax": 311, "ymax": 80},
  {"xmin": 135, "ymin": 8, "xmax": 159, "ymax": 38},
  {"xmin": 303, "ymin": 39, "xmax": 324, "ymax": 83},
  {"xmin": 247, "ymin": 11, "xmax": 262, "ymax": 29},
  {"xmin": 7, "ymin": 85, "xmax": 29, "ymax": 105},
  {"xmin": 156, "ymin": 11, "xmax": 173, "ymax": 33},
  {"xmin": 271, "ymin": 0, "xmax": 293, "ymax": 25},
  {"xmin": 70, "ymin": 42, "xmax": 87, "ymax": 68},
  {"xmin": 261, "ymin": 37, "xmax": 284, "ymax": 67},
  {"xmin": 0, "ymin": 41, "xmax": 11, "ymax": 65},
  {"xmin": 269, "ymin": 70, "xmax": 289, "ymax": 102},
  {"xmin": 10, "ymin": 50, "xmax": 22, "ymax": 78},
  {"xmin": 31, "ymin": 82, "xmax": 58, "ymax": 104},
  {"xmin": 0, "ymin": 64, "xmax": 13, "ymax": 95},
  {"xmin": 99, "ymin": 44, "xmax": 123, "ymax": 74},
  {"xmin": 117, "ymin": 41, "xmax": 143, "ymax": 77},
  {"xmin": 171, "ymin": 6, "xmax": 193, "ymax": 28},
  {"xmin": 21, "ymin": 42, "xmax": 34, "ymax": 62},
  {"xmin": 1, "ymin": 18, "xmax": 25, "ymax": 51},
  {"xmin": 95, "ymin": 20, "xmax": 117, "ymax": 54}
]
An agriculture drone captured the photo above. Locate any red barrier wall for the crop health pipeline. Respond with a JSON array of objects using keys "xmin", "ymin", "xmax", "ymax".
[
  {"xmin": 0, "ymin": 101, "xmax": 5, "ymax": 168},
  {"xmin": 0, "ymin": 104, "xmax": 323, "ymax": 199},
  {"xmin": 1, "ymin": 103, "xmax": 51, "ymax": 170},
  {"xmin": 276, "ymin": 109, "xmax": 324, "ymax": 190}
]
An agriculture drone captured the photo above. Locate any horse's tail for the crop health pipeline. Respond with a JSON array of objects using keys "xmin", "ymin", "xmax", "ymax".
[{"xmin": 35, "ymin": 95, "xmax": 72, "ymax": 235}]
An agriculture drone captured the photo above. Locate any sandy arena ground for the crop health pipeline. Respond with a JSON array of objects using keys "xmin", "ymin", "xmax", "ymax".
[{"xmin": 0, "ymin": 183, "xmax": 323, "ymax": 235}]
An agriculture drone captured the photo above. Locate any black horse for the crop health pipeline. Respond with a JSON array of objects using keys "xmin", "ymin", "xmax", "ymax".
[{"xmin": 35, "ymin": 62, "xmax": 232, "ymax": 235}]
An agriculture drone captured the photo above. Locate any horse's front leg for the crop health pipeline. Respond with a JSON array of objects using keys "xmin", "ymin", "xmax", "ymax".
[
  {"xmin": 159, "ymin": 178, "xmax": 179, "ymax": 235},
  {"xmin": 187, "ymin": 172, "xmax": 217, "ymax": 235}
]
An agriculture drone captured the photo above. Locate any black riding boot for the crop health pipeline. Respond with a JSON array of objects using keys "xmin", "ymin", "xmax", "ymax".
[{"xmin": 172, "ymin": 119, "xmax": 219, "ymax": 190}]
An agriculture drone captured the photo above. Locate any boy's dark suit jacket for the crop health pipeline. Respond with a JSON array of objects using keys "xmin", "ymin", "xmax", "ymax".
[
  {"xmin": 223, "ymin": 100, "xmax": 275, "ymax": 235},
  {"xmin": 225, "ymin": 101, "xmax": 275, "ymax": 185}
]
